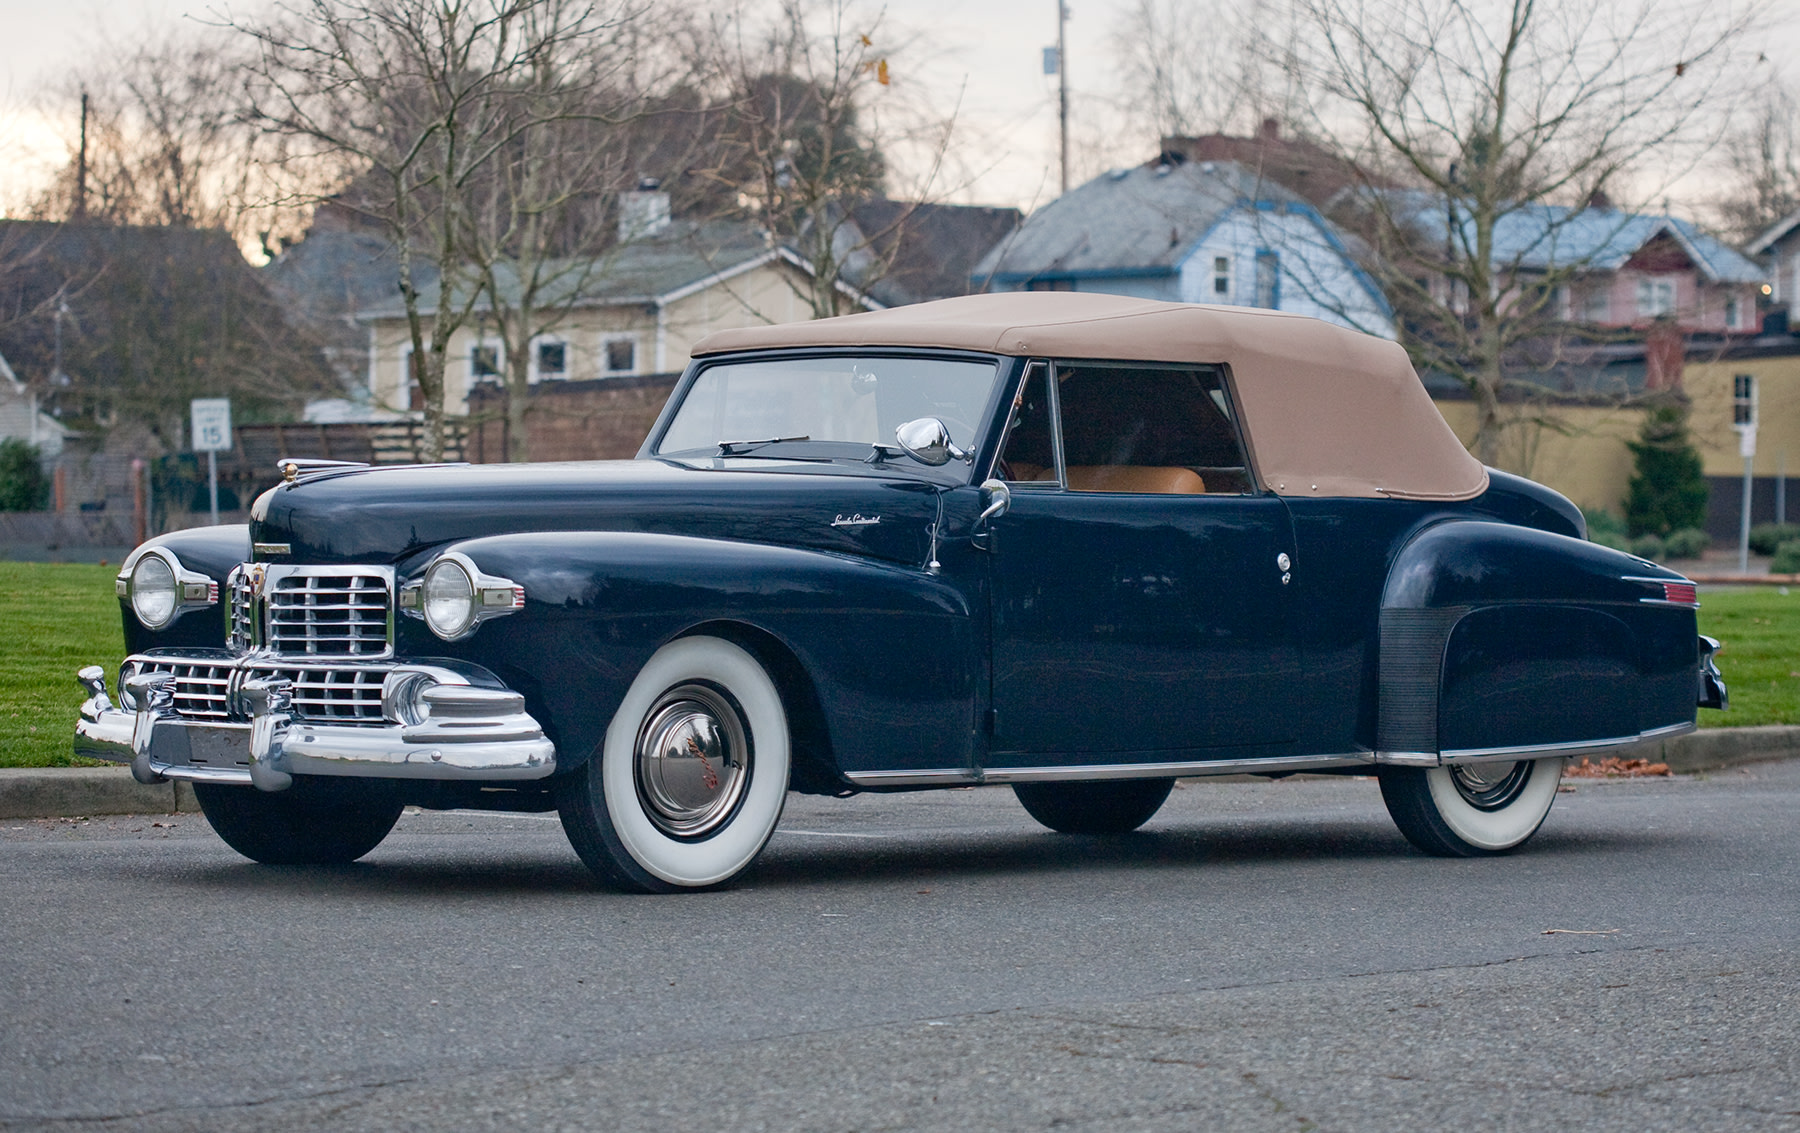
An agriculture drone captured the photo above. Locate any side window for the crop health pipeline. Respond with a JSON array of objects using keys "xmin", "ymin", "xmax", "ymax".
[
  {"xmin": 1052, "ymin": 363, "xmax": 1253, "ymax": 494},
  {"xmin": 996, "ymin": 363, "xmax": 1056, "ymax": 484}
]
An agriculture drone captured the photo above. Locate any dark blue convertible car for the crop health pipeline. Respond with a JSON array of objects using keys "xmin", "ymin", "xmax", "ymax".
[{"xmin": 76, "ymin": 293, "xmax": 1726, "ymax": 890}]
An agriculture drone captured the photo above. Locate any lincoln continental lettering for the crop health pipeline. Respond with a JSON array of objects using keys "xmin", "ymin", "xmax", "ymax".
[{"xmin": 75, "ymin": 293, "xmax": 1727, "ymax": 891}]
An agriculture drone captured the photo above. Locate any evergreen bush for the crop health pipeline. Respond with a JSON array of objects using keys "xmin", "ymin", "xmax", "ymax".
[
  {"xmin": 1625, "ymin": 404, "xmax": 1708, "ymax": 537},
  {"xmin": 1661, "ymin": 528, "xmax": 1711, "ymax": 560},
  {"xmin": 1749, "ymin": 523, "xmax": 1800, "ymax": 556},
  {"xmin": 1627, "ymin": 533, "xmax": 1667, "ymax": 561},
  {"xmin": 1583, "ymin": 508, "xmax": 1631, "ymax": 550},
  {"xmin": 0, "ymin": 440, "xmax": 48, "ymax": 511},
  {"xmin": 1771, "ymin": 539, "xmax": 1800, "ymax": 575}
]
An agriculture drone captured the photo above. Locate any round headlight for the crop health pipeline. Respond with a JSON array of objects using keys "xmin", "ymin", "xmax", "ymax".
[
  {"xmin": 130, "ymin": 554, "xmax": 178, "ymax": 629},
  {"xmin": 422, "ymin": 558, "xmax": 477, "ymax": 639}
]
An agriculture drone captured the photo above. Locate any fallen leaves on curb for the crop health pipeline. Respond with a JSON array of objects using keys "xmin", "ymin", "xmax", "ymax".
[{"xmin": 1563, "ymin": 757, "xmax": 1671, "ymax": 778}]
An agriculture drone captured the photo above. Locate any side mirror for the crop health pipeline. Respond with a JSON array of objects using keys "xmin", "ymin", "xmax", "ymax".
[{"xmin": 895, "ymin": 417, "xmax": 972, "ymax": 466}]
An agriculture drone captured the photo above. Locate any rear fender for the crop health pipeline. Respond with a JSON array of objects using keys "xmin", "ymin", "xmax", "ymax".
[{"xmin": 1378, "ymin": 521, "xmax": 1694, "ymax": 762}]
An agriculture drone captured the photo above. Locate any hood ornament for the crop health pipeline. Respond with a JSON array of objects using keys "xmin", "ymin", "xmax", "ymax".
[{"xmin": 831, "ymin": 513, "xmax": 881, "ymax": 528}]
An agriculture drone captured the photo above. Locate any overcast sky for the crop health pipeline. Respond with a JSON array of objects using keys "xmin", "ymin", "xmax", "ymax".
[
  {"xmin": 0, "ymin": 0, "xmax": 1148, "ymax": 215},
  {"xmin": 1, "ymin": 0, "xmax": 1794, "ymax": 222}
]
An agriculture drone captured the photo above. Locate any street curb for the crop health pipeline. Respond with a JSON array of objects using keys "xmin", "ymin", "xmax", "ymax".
[
  {"xmin": 0, "ymin": 767, "xmax": 199, "ymax": 819},
  {"xmin": 8, "ymin": 725, "xmax": 1800, "ymax": 819}
]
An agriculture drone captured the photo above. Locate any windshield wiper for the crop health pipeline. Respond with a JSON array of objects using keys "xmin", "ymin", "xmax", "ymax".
[{"xmin": 717, "ymin": 435, "xmax": 810, "ymax": 456}]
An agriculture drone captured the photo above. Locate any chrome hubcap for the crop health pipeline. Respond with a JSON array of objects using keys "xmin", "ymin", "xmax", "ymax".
[
  {"xmin": 1448, "ymin": 760, "xmax": 1533, "ymax": 811},
  {"xmin": 634, "ymin": 683, "xmax": 751, "ymax": 839}
]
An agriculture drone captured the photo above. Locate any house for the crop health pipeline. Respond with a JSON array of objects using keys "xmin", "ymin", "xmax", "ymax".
[
  {"xmin": 358, "ymin": 205, "xmax": 876, "ymax": 418},
  {"xmin": 0, "ymin": 349, "xmax": 69, "ymax": 457},
  {"xmin": 1157, "ymin": 119, "xmax": 1366, "ymax": 209},
  {"xmin": 838, "ymin": 200, "xmax": 1021, "ymax": 308},
  {"xmin": 1382, "ymin": 194, "xmax": 1767, "ymax": 337},
  {"xmin": 1747, "ymin": 207, "xmax": 1800, "ymax": 316},
  {"xmin": 969, "ymin": 158, "xmax": 1396, "ymax": 339}
]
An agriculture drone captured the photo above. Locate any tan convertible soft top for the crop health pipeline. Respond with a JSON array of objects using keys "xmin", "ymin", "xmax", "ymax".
[{"xmin": 691, "ymin": 293, "xmax": 1487, "ymax": 502}]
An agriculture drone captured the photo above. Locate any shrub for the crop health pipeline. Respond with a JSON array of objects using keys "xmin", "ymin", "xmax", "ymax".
[
  {"xmin": 0, "ymin": 439, "xmax": 49, "ymax": 511},
  {"xmin": 1748, "ymin": 523, "xmax": 1800, "ymax": 556},
  {"xmin": 1583, "ymin": 508, "xmax": 1631, "ymax": 549},
  {"xmin": 1772, "ymin": 539, "xmax": 1800, "ymax": 575},
  {"xmin": 1627, "ymin": 533, "xmax": 1666, "ymax": 561},
  {"xmin": 1661, "ymin": 527, "xmax": 1711, "ymax": 560},
  {"xmin": 1625, "ymin": 404, "xmax": 1708, "ymax": 537}
]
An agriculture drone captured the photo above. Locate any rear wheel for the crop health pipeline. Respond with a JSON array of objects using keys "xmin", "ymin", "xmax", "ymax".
[
  {"xmin": 194, "ymin": 777, "xmax": 403, "ymax": 865},
  {"xmin": 1378, "ymin": 758, "xmax": 1564, "ymax": 856},
  {"xmin": 1013, "ymin": 778, "xmax": 1175, "ymax": 834},
  {"xmin": 558, "ymin": 636, "xmax": 790, "ymax": 892}
]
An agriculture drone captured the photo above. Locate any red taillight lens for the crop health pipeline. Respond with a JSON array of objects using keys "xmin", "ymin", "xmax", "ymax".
[{"xmin": 1662, "ymin": 582, "xmax": 1698, "ymax": 606}]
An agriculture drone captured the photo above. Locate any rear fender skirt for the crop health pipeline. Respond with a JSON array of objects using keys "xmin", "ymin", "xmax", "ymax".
[{"xmin": 1376, "ymin": 520, "xmax": 1694, "ymax": 762}]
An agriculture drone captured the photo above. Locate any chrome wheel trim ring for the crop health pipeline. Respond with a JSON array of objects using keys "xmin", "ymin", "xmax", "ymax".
[
  {"xmin": 1448, "ymin": 760, "xmax": 1533, "ymax": 811},
  {"xmin": 633, "ymin": 682, "xmax": 751, "ymax": 840}
]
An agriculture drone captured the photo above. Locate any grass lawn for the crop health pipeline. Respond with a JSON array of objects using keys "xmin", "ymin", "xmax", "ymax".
[
  {"xmin": 0, "ymin": 563, "xmax": 1792, "ymax": 768},
  {"xmin": 1697, "ymin": 587, "xmax": 1800, "ymax": 727},
  {"xmin": 2, "ymin": 563, "xmax": 125, "ymax": 768}
]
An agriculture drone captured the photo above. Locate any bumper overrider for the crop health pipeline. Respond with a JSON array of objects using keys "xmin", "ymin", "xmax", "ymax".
[{"xmin": 74, "ymin": 654, "xmax": 556, "ymax": 792}]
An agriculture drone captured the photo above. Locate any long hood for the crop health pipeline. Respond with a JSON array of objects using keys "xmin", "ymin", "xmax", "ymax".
[{"xmin": 250, "ymin": 459, "xmax": 942, "ymax": 566}]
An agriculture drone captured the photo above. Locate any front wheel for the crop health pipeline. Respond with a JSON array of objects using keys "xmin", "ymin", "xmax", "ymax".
[
  {"xmin": 1013, "ymin": 778, "xmax": 1175, "ymax": 834},
  {"xmin": 193, "ymin": 777, "xmax": 403, "ymax": 865},
  {"xmin": 1378, "ymin": 758, "xmax": 1564, "ymax": 856},
  {"xmin": 558, "ymin": 636, "xmax": 790, "ymax": 893}
]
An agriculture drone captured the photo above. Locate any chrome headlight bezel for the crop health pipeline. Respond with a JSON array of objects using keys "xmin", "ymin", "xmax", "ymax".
[
  {"xmin": 115, "ymin": 548, "xmax": 219, "ymax": 630},
  {"xmin": 399, "ymin": 552, "xmax": 524, "ymax": 642}
]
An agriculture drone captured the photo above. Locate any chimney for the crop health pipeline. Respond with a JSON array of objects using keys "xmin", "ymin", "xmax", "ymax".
[
  {"xmin": 1644, "ymin": 323, "xmax": 1686, "ymax": 391},
  {"xmin": 1260, "ymin": 117, "xmax": 1280, "ymax": 141},
  {"xmin": 618, "ymin": 178, "xmax": 671, "ymax": 242}
]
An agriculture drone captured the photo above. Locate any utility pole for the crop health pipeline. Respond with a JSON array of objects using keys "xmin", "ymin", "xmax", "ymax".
[
  {"xmin": 74, "ymin": 91, "xmax": 89, "ymax": 223},
  {"xmin": 1057, "ymin": 1, "xmax": 1069, "ymax": 195}
]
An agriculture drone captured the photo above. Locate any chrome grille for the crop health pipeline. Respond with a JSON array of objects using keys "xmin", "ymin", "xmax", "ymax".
[
  {"xmin": 128, "ymin": 659, "xmax": 233, "ymax": 721},
  {"xmin": 248, "ymin": 665, "xmax": 386, "ymax": 723},
  {"xmin": 266, "ymin": 571, "xmax": 391, "ymax": 657},
  {"xmin": 226, "ymin": 567, "xmax": 255, "ymax": 652},
  {"xmin": 124, "ymin": 659, "xmax": 389, "ymax": 725}
]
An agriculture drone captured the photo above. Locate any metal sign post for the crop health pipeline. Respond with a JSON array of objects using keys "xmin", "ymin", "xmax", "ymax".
[{"xmin": 191, "ymin": 398, "xmax": 232, "ymax": 526}]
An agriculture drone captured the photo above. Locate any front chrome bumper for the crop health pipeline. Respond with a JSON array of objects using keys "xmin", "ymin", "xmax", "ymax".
[{"xmin": 74, "ymin": 659, "xmax": 556, "ymax": 792}]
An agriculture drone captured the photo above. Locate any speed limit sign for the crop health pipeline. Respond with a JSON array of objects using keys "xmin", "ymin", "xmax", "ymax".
[{"xmin": 191, "ymin": 399, "xmax": 232, "ymax": 452}]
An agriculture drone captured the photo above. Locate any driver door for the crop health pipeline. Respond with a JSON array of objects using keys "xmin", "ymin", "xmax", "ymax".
[{"xmin": 985, "ymin": 360, "xmax": 1299, "ymax": 766}]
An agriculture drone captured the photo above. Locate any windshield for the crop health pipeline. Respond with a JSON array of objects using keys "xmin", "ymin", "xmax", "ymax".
[{"xmin": 654, "ymin": 355, "xmax": 1001, "ymax": 458}]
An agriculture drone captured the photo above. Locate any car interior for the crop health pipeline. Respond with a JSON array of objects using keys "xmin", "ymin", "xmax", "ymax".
[{"xmin": 998, "ymin": 362, "xmax": 1255, "ymax": 493}]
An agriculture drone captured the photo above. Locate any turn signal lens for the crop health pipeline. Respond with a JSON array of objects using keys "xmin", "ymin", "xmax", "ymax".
[
  {"xmin": 422, "ymin": 558, "xmax": 478, "ymax": 639},
  {"xmin": 130, "ymin": 554, "xmax": 178, "ymax": 628}
]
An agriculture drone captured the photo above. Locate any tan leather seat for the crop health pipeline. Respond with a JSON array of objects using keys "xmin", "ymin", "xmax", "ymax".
[
  {"xmin": 1006, "ymin": 461, "xmax": 1045, "ymax": 482},
  {"xmin": 1036, "ymin": 465, "xmax": 1207, "ymax": 494}
]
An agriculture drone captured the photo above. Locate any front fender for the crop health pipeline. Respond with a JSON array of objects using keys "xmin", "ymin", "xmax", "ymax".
[
  {"xmin": 120, "ymin": 524, "xmax": 251, "ymax": 653},
  {"xmin": 406, "ymin": 531, "xmax": 978, "ymax": 779},
  {"xmin": 1378, "ymin": 521, "xmax": 1695, "ymax": 759}
]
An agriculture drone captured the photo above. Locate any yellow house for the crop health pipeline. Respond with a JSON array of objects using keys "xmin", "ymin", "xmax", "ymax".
[{"xmin": 360, "ymin": 220, "xmax": 862, "ymax": 417}]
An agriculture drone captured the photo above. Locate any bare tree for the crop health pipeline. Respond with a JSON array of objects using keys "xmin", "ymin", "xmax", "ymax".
[
  {"xmin": 235, "ymin": 0, "xmax": 601, "ymax": 460},
  {"xmin": 1294, "ymin": 0, "xmax": 1758, "ymax": 466},
  {"xmin": 695, "ymin": 0, "xmax": 958, "ymax": 319},
  {"xmin": 1714, "ymin": 73, "xmax": 1800, "ymax": 243},
  {"xmin": 1108, "ymin": 0, "xmax": 1305, "ymax": 145},
  {"xmin": 460, "ymin": 1, "xmax": 687, "ymax": 461}
]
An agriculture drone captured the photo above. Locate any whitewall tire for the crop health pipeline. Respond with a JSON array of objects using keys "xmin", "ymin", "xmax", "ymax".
[
  {"xmin": 1379, "ymin": 758, "xmax": 1564, "ymax": 856},
  {"xmin": 558, "ymin": 636, "xmax": 790, "ymax": 892}
]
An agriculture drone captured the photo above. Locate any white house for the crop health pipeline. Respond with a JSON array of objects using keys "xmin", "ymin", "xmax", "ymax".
[
  {"xmin": 0, "ymin": 349, "xmax": 69, "ymax": 457},
  {"xmin": 971, "ymin": 158, "xmax": 1395, "ymax": 339}
]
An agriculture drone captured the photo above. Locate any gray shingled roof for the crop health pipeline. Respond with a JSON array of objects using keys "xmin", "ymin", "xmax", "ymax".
[
  {"xmin": 356, "ymin": 221, "xmax": 778, "ymax": 320},
  {"xmin": 971, "ymin": 160, "xmax": 1312, "ymax": 284}
]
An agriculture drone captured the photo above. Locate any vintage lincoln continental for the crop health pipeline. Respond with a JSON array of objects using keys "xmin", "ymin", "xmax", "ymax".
[{"xmin": 75, "ymin": 292, "xmax": 1726, "ymax": 890}]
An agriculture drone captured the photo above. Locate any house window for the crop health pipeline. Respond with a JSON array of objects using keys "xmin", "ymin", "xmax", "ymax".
[
  {"xmin": 399, "ymin": 345, "xmax": 422, "ymax": 411},
  {"xmin": 1734, "ymin": 373, "xmax": 1757, "ymax": 427},
  {"xmin": 1725, "ymin": 294, "xmax": 1742, "ymax": 330},
  {"xmin": 535, "ymin": 340, "xmax": 568, "ymax": 381},
  {"xmin": 1636, "ymin": 277, "xmax": 1675, "ymax": 318},
  {"xmin": 1584, "ymin": 287, "xmax": 1610, "ymax": 322},
  {"xmin": 1212, "ymin": 256, "xmax": 1232, "ymax": 299},
  {"xmin": 471, "ymin": 343, "xmax": 502, "ymax": 382},
  {"xmin": 1026, "ymin": 278, "xmax": 1074, "ymax": 291},
  {"xmin": 603, "ymin": 336, "xmax": 638, "ymax": 375},
  {"xmin": 1253, "ymin": 251, "xmax": 1278, "ymax": 309}
]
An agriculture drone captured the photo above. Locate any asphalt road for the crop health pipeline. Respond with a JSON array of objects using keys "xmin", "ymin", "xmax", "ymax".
[{"xmin": 4, "ymin": 762, "xmax": 1799, "ymax": 1132}]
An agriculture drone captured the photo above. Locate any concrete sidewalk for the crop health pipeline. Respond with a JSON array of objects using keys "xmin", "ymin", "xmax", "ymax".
[{"xmin": 4, "ymin": 725, "xmax": 1796, "ymax": 819}]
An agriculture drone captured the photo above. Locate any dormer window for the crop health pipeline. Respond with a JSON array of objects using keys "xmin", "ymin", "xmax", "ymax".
[
  {"xmin": 1636, "ymin": 277, "xmax": 1674, "ymax": 318},
  {"xmin": 1213, "ymin": 256, "xmax": 1232, "ymax": 299}
]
